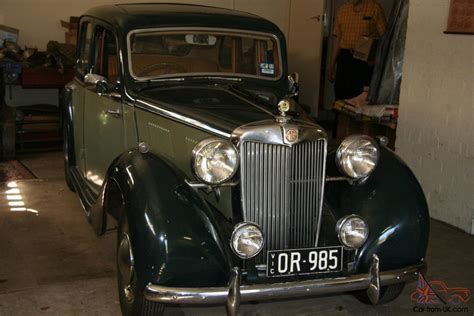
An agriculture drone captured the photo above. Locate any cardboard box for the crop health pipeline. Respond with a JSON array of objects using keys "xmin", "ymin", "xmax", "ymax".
[
  {"xmin": 60, "ymin": 17, "xmax": 79, "ymax": 30},
  {"xmin": 65, "ymin": 29, "xmax": 77, "ymax": 45},
  {"xmin": 0, "ymin": 25, "xmax": 19, "ymax": 45},
  {"xmin": 353, "ymin": 36, "xmax": 379, "ymax": 63},
  {"xmin": 61, "ymin": 17, "xmax": 79, "ymax": 45}
]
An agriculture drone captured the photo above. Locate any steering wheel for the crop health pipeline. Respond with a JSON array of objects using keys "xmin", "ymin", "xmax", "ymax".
[{"xmin": 137, "ymin": 62, "xmax": 186, "ymax": 77}]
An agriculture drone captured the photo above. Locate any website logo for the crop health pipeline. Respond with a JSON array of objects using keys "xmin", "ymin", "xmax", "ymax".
[{"xmin": 411, "ymin": 273, "xmax": 470, "ymax": 313}]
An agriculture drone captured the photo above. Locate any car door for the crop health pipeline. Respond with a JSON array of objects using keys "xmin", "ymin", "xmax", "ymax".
[
  {"xmin": 71, "ymin": 20, "xmax": 94, "ymax": 178},
  {"xmin": 83, "ymin": 26, "xmax": 124, "ymax": 192}
]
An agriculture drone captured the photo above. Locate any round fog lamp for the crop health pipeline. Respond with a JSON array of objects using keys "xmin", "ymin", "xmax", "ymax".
[
  {"xmin": 337, "ymin": 215, "xmax": 369, "ymax": 249},
  {"xmin": 231, "ymin": 222, "xmax": 264, "ymax": 259}
]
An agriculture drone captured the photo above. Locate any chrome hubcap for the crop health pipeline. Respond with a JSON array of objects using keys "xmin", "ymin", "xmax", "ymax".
[{"xmin": 118, "ymin": 233, "xmax": 135, "ymax": 303}]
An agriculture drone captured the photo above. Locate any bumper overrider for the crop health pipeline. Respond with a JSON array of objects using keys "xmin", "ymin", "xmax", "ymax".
[{"xmin": 144, "ymin": 255, "xmax": 426, "ymax": 315}]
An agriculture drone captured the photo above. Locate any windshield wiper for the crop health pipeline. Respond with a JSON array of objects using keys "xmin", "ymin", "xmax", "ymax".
[
  {"xmin": 185, "ymin": 76, "xmax": 242, "ymax": 83},
  {"xmin": 225, "ymin": 84, "xmax": 278, "ymax": 116},
  {"xmin": 134, "ymin": 78, "xmax": 185, "ymax": 94},
  {"xmin": 227, "ymin": 84, "xmax": 275, "ymax": 108},
  {"xmin": 135, "ymin": 76, "xmax": 241, "ymax": 93}
]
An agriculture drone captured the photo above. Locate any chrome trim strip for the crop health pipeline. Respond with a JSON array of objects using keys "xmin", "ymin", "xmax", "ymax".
[
  {"xmin": 126, "ymin": 27, "xmax": 284, "ymax": 82},
  {"xmin": 231, "ymin": 119, "xmax": 327, "ymax": 147},
  {"xmin": 73, "ymin": 77, "xmax": 85, "ymax": 86},
  {"xmin": 326, "ymin": 176, "xmax": 350, "ymax": 182},
  {"xmin": 185, "ymin": 179, "xmax": 239, "ymax": 190},
  {"xmin": 136, "ymin": 99, "xmax": 231, "ymax": 138},
  {"xmin": 315, "ymin": 138, "xmax": 327, "ymax": 246},
  {"xmin": 144, "ymin": 261, "xmax": 425, "ymax": 305}
]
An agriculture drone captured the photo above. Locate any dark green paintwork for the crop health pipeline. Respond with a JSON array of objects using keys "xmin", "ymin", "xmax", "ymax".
[
  {"xmin": 63, "ymin": 3, "xmax": 429, "ymax": 291},
  {"xmin": 140, "ymin": 86, "xmax": 274, "ymax": 135},
  {"xmin": 84, "ymin": 3, "xmax": 283, "ymax": 35},
  {"xmin": 104, "ymin": 150, "xmax": 237, "ymax": 288},
  {"xmin": 324, "ymin": 147, "xmax": 430, "ymax": 272}
]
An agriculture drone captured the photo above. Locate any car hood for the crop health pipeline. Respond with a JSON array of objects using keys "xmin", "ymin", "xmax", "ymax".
[{"xmin": 137, "ymin": 86, "xmax": 274, "ymax": 136}]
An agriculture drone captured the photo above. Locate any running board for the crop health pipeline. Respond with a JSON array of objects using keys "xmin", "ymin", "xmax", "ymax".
[{"xmin": 69, "ymin": 166, "xmax": 98, "ymax": 216}]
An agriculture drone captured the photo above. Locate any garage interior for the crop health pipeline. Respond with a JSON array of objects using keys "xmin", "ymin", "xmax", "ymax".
[{"xmin": 0, "ymin": 0, "xmax": 473, "ymax": 315}]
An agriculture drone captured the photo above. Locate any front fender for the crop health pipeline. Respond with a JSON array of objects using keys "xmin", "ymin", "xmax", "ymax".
[
  {"xmin": 105, "ymin": 150, "xmax": 235, "ymax": 289},
  {"xmin": 325, "ymin": 147, "xmax": 430, "ymax": 272}
]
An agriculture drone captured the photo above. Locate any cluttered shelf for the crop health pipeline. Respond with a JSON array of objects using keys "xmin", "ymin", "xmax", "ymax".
[
  {"xmin": 1, "ymin": 18, "xmax": 78, "ymax": 159},
  {"xmin": 334, "ymin": 99, "xmax": 398, "ymax": 150}
]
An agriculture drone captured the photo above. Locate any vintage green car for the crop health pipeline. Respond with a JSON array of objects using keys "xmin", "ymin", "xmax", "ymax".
[{"xmin": 61, "ymin": 3, "xmax": 429, "ymax": 316}]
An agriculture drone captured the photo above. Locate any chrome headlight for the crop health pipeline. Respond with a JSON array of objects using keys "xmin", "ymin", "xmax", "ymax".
[
  {"xmin": 192, "ymin": 138, "xmax": 238, "ymax": 185},
  {"xmin": 336, "ymin": 215, "xmax": 369, "ymax": 249},
  {"xmin": 231, "ymin": 222, "xmax": 264, "ymax": 259},
  {"xmin": 336, "ymin": 135, "xmax": 379, "ymax": 180}
]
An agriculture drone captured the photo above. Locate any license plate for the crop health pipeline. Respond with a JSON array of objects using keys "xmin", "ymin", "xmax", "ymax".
[{"xmin": 267, "ymin": 246, "xmax": 343, "ymax": 277}]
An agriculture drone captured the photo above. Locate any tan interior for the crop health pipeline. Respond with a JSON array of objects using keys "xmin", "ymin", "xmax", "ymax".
[
  {"xmin": 108, "ymin": 55, "xmax": 119, "ymax": 82},
  {"xmin": 131, "ymin": 54, "xmax": 220, "ymax": 77}
]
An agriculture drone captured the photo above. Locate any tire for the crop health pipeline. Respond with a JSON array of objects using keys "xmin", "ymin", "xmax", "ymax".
[
  {"xmin": 355, "ymin": 283, "xmax": 405, "ymax": 305},
  {"xmin": 117, "ymin": 215, "xmax": 165, "ymax": 316},
  {"xmin": 63, "ymin": 124, "xmax": 75, "ymax": 192}
]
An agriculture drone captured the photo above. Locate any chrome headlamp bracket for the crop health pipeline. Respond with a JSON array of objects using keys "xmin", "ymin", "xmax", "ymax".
[{"xmin": 185, "ymin": 179, "xmax": 239, "ymax": 201}]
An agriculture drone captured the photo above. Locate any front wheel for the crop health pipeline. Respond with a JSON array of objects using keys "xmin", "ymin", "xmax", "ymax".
[
  {"xmin": 117, "ymin": 215, "xmax": 165, "ymax": 316},
  {"xmin": 356, "ymin": 283, "xmax": 406, "ymax": 305}
]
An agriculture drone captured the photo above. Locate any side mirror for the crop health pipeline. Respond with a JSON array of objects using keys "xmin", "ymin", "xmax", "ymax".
[
  {"xmin": 84, "ymin": 73, "xmax": 120, "ymax": 99},
  {"xmin": 288, "ymin": 72, "xmax": 299, "ymax": 100},
  {"xmin": 289, "ymin": 72, "xmax": 299, "ymax": 85},
  {"xmin": 96, "ymin": 80, "xmax": 111, "ymax": 94}
]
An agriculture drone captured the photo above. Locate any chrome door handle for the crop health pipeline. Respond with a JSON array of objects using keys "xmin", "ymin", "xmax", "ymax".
[
  {"xmin": 97, "ymin": 91, "xmax": 122, "ymax": 100},
  {"xmin": 106, "ymin": 109, "xmax": 122, "ymax": 118}
]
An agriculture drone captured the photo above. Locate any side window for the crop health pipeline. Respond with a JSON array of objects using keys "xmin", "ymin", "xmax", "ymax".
[
  {"xmin": 78, "ymin": 22, "xmax": 93, "ymax": 75},
  {"xmin": 92, "ymin": 28, "xmax": 119, "ymax": 83}
]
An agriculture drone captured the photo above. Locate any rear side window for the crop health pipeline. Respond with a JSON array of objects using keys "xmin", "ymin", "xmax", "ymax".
[{"xmin": 77, "ymin": 22, "xmax": 93, "ymax": 75}]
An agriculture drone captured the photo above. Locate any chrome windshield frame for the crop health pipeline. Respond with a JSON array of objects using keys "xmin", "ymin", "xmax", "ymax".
[{"xmin": 126, "ymin": 27, "xmax": 284, "ymax": 82}]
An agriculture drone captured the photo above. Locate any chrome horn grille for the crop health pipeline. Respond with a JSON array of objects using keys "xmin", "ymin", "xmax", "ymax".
[{"xmin": 240, "ymin": 139, "xmax": 327, "ymax": 264}]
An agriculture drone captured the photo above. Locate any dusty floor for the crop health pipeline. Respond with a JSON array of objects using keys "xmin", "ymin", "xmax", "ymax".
[{"xmin": 0, "ymin": 151, "xmax": 472, "ymax": 316}]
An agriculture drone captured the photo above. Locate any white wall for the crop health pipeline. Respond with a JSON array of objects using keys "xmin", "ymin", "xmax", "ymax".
[
  {"xmin": 396, "ymin": 0, "xmax": 474, "ymax": 234},
  {"xmin": 0, "ymin": 0, "xmax": 297, "ymax": 51},
  {"xmin": 0, "ymin": 0, "xmax": 234, "ymax": 50}
]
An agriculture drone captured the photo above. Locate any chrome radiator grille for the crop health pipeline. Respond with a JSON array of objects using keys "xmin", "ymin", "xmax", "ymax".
[{"xmin": 240, "ymin": 140, "xmax": 327, "ymax": 264}]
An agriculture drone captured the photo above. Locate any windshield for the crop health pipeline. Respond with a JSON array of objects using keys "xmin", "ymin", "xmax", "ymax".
[{"xmin": 128, "ymin": 29, "xmax": 282, "ymax": 81}]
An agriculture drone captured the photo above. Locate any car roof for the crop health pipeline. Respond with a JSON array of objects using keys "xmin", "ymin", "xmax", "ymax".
[{"xmin": 83, "ymin": 3, "xmax": 283, "ymax": 35}]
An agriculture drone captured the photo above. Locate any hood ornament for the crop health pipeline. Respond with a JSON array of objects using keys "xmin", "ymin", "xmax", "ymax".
[
  {"xmin": 277, "ymin": 99, "xmax": 291, "ymax": 116},
  {"xmin": 276, "ymin": 98, "xmax": 295, "ymax": 123}
]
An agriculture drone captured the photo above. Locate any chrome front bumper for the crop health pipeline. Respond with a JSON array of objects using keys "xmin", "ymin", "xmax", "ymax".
[{"xmin": 144, "ymin": 255, "xmax": 426, "ymax": 315}]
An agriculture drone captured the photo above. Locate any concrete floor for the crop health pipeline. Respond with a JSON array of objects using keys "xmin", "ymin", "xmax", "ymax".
[{"xmin": 0, "ymin": 151, "xmax": 472, "ymax": 316}]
